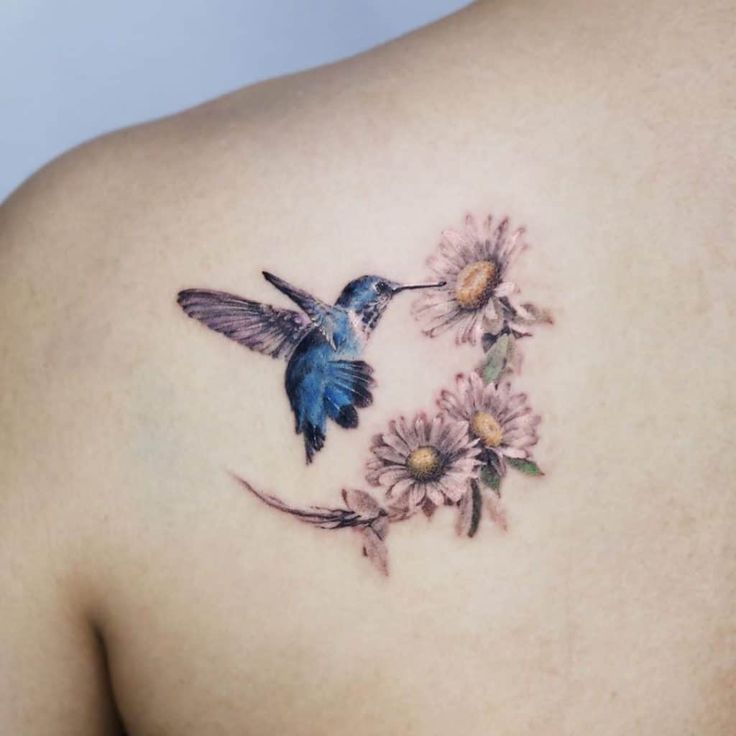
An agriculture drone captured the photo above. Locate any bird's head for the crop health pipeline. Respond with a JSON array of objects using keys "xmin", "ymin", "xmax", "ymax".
[{"xmin": 336, "ymin": 275, "xmax": 445, "ymax": 328}]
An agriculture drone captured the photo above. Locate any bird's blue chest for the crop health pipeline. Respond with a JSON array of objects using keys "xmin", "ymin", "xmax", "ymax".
[
  {"xmin": 293, "ymin": 309, "xmax": 364, "ymax": 363},
  {"xmin": 286, "ymin": 311, "xmax": 364, "ymax": 405},
  {"xmin": 332, "ymin": 309, "xmax": 368, "ymax": 357}
]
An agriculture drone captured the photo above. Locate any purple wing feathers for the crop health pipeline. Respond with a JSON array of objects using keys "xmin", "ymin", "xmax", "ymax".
[{"xmin": 177, "ymin": 288, "xmax": 311, "ymax": 360}]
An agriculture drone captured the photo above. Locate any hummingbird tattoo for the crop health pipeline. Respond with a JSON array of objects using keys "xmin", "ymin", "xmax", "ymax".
[{"xmin": 177, "ymin": 272, "xmax": 444, "ymax": 462}]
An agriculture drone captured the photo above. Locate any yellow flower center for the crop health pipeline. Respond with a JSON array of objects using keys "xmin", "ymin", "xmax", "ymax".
[
  {"xmin": 455, "ymin": 260, "xmax": 498, "ymax": 310},
  {"xmin": 406, "ymin": 446, "xmax": 442, "ymax": 481},
  {"xmin": 471, "ymin": 411, "xmax": 504, "ymax": 448}
]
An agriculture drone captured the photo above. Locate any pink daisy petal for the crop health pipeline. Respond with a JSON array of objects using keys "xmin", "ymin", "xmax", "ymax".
[
  {"xmin": 427, "ymin": 253, "xmax": 463, "ymax": 275},
  {"xmin": 494, "ymin": 281, "xmax": 517, "ymax": 298},
  {"xmin": 500, "ymin": 446, "xmax": 527, "ymax": 459},
  {"xmin": 389, "ymin": 476, "xmax": 416, "ymax": 499},
  {"xmin": 503, "ymin": 241, "xmax": 526, "ymax": 270},
  {"xmin": 428, "ymin": 414, "xmax": 444, "ymax": 447},
  {"xmin": 426, "ymin": 485, "xmax": 445, "ymax": 506},
  {"xmin": 415, "ymin": 413, "xmax": 428, "ymax": 443},
  {"xmin": 408, "ymin": 483, "xmax": 426, "ymax": 509},
  {"xmin": 396, "ymin": 416, "xmax": 419, "ymax": 449},
  {"xmin": 472, "ymin": 237, "xmax": 486, "ymax": 261},
  {"xmin": 483, "ymin": 298, "xmax": 499, "ymax": 323},
  {"xmin": 425, "ymin": 309, "xmax": 466, "ymax": 335},
  {"xmin": 440, "ymin": 478, "xmax": 467, "ymax": 503},
  {"xmin": 504, "ymin": 434, "xmax": 538, "ymax": 449},
  {"xmin": 377, "ymin": 466, "xmax": 412, "ymax": 484},
  {"xmin": 440, "ymin": 231, "xmax": 471, "ymax": 260},
  {"xmin": 372, "ymin": 445, "xmax": 408, "ymax": 465},
  {"xmin": 381, "ymin": 432, "xmax": 411, "ymax": 456},
  {"xmin": 492, "ymin": 218, "xmax": 509, "ymax": 253}
]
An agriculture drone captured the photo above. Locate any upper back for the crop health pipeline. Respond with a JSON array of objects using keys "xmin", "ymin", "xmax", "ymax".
[{"xmin": 1, "ymin": 1, "xmax": 735, "ymax": 734}]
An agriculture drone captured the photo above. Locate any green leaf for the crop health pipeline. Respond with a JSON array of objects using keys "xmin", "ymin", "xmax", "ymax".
[
  {"xmin": 479, "ymin": 465, "xmax": 502, "ymax": 494},
  {"xmin": 468, "ymin": 480, "xmax": 482, "ymax": 538},
  {"xmin": 481, "ymin": 333, "xmax": 510, "ymax": 384},
  {"xmin": 507, "ymin": 457, "xmax": 544, "ymax": 476}
]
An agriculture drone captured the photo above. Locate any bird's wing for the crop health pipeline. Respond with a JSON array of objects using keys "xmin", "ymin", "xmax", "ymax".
[
  {"xmin": 177, "ymin": 288, "xmax": 312, "ymax": 360},
  {"xmin": 262, "ymin": 271, "xmax": 336, "ymax": 349}
]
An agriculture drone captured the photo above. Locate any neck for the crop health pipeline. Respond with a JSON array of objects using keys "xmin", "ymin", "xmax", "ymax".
[{"xmin": 349, "ymin": 303, "xmax": 384, "ymax": 336}]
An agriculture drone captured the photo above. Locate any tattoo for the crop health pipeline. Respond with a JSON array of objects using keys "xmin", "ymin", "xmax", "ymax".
[
  {"xmin": 178, "ymin": 211, "xmax": 552, "ymax": 575},
  {"xmin": 178, "ymin": 271, "xmax": 443, "ymax": 462}
]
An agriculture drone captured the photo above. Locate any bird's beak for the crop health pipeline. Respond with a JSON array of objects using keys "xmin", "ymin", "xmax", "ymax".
[{"xmin": 392, "ymin": 280, "xmax": 446, "ymax": 294}]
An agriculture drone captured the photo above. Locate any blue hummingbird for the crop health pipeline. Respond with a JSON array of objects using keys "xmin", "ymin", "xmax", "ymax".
[{"xmin": 177, "ymin": 271, "xmax": 444, "ymax": 462}]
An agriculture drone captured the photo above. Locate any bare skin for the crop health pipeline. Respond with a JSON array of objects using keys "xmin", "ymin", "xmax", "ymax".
[{"xmin": 1, "ymin": 1, "xmax": 735, "ymax": 733}]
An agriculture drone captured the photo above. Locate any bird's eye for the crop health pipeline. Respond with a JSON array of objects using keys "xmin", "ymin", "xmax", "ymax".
[{"xmin": 374, "ymin": 281, "xmax": 388, "ymax": 293}]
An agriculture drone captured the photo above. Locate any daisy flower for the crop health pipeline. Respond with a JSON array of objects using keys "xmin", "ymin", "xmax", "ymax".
[
  {"xmin": 366, "ymin": 412, "xmax": 481, "ymax": 515},
  {"xmin": 438, "ymin": 373, "xmax": 540, "ymax": 476},
  {"xmin": 412, "ymin": 213, "xmax": 526, "ymax": 345}
]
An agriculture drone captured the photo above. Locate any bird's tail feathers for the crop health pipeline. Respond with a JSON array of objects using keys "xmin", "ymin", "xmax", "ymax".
[{"xmin": 303, "ymin": 422, "xmax": 326, "ymax": 464}]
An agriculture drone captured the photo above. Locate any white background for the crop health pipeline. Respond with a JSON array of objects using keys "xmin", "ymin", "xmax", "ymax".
[{"xmin": 0, "ymin": 0, "xmax": 470, "ymax": 201}]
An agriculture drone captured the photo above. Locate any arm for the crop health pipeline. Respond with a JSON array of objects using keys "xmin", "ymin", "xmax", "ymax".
[{"xmin": 0, "ymin": 157, "xmax": 125, "ymax": 736}]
